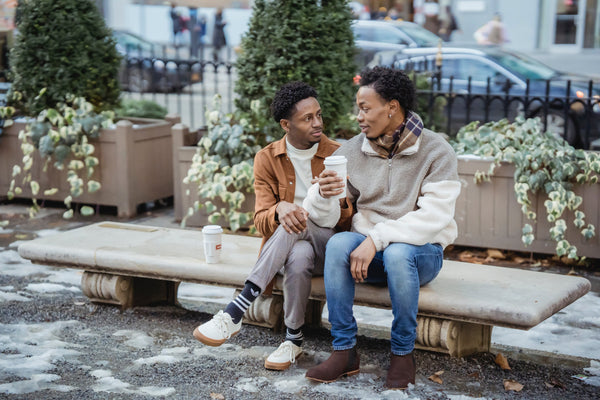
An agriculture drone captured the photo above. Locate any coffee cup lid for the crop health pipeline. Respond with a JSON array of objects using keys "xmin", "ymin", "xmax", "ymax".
[
  {"xmin": 202, "ymin": 225, "xmax": 223, "ymax": 234},
  {"xmin": 324, "ymin": 155, "xmax": 347, "ymax": 165}
]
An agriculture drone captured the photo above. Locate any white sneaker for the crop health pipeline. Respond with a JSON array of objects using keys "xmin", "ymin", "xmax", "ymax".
[
  {"xmin": 193, "ymin": 310, "xmax": 242, "ymax": 347},
  {"xmin": 264, "ymin": 340, "xmax": 302, "ymax": 370}
]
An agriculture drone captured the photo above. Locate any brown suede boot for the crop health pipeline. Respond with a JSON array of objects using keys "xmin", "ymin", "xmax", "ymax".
[
  {"xmin": 305, "ymin": 347, "xmax": 360, "ymax": 383},
  {"xmin": 385, "ymin": 352, "xmax": 416, "ymax": 389}
]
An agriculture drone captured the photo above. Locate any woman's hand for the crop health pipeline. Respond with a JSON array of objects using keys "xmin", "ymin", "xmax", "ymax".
[
  {"xmin": 311, "ymin": 170, "xmax": 345, "ymax": 199},
  {"xmin": 350, "ymin": 236, "xmax": 376, "ymax": 282}
]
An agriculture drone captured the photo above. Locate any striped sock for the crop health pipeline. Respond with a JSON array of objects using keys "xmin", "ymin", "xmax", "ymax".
[
  {"xmin": 285, "ymin": 326, "xmax": 304, "ymax": 347},
  {"xmin": 224, "ymin": 281, "xmax": 261, "ymax": 324}
]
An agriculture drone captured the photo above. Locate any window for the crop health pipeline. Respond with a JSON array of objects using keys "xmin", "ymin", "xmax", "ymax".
[
  {"xmin": 441, "ymin": 58, "xmax": 500, "ymax": 82},
  {"xmin": 372, "ymin": 26, "xmax": 410, "ymax": 45},
  {"xmin": 354, "ymin": 26, "xmax": 373, "ymax": 41}
]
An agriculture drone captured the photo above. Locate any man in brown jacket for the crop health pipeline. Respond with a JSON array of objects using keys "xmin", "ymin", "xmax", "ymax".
[{"xmin": 193, "ymin": 81, "xmax": 352, "ymax": 370}]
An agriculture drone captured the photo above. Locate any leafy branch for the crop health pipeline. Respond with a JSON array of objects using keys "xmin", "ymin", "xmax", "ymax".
[{"xmin": 7, "ymin": 93, "xmax": 114, "ymax": 218}]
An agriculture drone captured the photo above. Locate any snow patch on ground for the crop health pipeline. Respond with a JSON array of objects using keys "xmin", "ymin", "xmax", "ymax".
[
  {"xmin": 0, "ymin": 320, "xmax": 82, "ymax": 382},
  {"xmin": 25, "ymin": 282, "xmax": 80, "ymax": 293},
  {"xmin": 89, "ymin": 368, "xmax": 176, "ymax": 396},
  {"xmin": 113, "ymin": 330, "xmax": 155, "ymax": 349},
  {"xmin": 0, "ymin": 374, "xmax": 74, "ymax": 395},
  {"xmin": 0, "ymin": 289, "xmax": 31, "ymax": 302}
]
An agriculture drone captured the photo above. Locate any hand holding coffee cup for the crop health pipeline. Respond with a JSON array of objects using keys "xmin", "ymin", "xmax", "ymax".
[{"xmin": 318, "ymin": 155, "xmax": 347, "ymax": 200}]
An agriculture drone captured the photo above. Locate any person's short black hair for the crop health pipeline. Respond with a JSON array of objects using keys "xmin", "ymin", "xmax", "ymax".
[
  {"xmin": 270, "ymin": 81, "xmax": 318, "ymax": 123},
  {"xmin": 359, "ymin": 66, "xmax": 415, "ymax": 113}
]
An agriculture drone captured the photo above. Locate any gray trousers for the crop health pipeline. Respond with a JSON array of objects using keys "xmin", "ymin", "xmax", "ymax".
[{"xmin": 246, "ymin": 219, "xmax": 335, "ymax": 329}]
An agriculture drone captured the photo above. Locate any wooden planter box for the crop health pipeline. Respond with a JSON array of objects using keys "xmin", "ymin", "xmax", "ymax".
[
  {"xmin": 172, "ymin": 124, "xmax": 255, "ymax": 228},
  {"xmin": 0, "ymin": 117, "xmax": 176, "ymax": 218},
  {"xmin": 455, "ymin": 156, "xmax": 600, "ymax": 258}
]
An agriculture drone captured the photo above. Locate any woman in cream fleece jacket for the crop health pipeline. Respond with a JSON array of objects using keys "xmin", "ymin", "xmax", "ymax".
[{"xmin": 304, "ymin": 67, "xmax": 461, "ymax": 389}]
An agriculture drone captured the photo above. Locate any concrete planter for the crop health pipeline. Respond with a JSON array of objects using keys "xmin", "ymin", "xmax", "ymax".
[
  {"xmin": 0, "ymin": 117, "xmax": 176, "ymax": 218},
  {"xmin": 455, "ymin": 156, "xmax": 600, "ymax": 258},
  {"xmin": 172, "ymin": 124, "xmax": 255, "ymax": 228}
]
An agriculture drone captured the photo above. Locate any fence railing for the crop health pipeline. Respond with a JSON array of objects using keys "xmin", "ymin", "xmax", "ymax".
[
  {"xmin": 119, "ymin": 44, "xmax": 237, "ymax": 130},
  {"xmin": 3, "ymin": 47, "xmax": 599, "ymax": 149},
  {"xmin": 121, "ymin": 52, "xmax": 599, "ymax": 149},
  {"xmin": 398, "ymin": 58, "xmax": 600, "ymax": 149}
]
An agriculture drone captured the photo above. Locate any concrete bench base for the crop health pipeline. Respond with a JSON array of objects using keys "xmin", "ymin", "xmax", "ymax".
[
  {"xmin": 79, "ymin": 270, "xmax": 490, "ymax": 356},
  {"xmin": 81, "ymin": 271, "xmax": 180, "ymax": 308},
  {"xmin": 19, "ymin": 222, "xmax": 590, "ymax": 358}
]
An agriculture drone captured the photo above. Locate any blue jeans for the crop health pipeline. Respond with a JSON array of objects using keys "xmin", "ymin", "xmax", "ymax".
[{"xmin": 324, "ymin": 232, "xmax": 443, "ymax": 355}]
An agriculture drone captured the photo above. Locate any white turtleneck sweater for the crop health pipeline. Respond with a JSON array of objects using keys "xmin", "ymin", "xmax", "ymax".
[{"xmin": 286, "ymin": 138, "xmax": 318, "ymax": 206}]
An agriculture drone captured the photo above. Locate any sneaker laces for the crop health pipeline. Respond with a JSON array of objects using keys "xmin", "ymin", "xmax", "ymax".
[
  {"xmin": 273, "ymin": 341, "xmax": 298, "ymax": 363},
  {"xmin": 213, "ymin": 311, "xmax": 235, "ymax": 340}
]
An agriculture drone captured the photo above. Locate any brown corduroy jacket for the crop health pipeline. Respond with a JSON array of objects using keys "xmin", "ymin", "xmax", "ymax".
[{"xmin": 253, "ymin": 135, "xmax": 354, "ymax": 249}]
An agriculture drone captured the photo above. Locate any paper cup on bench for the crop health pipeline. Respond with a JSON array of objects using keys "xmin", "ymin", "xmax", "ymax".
[
  {"xmin": 202, "ymin": 225, "xmax": 223, "ymax": 263},
  {"xmin": 323, "ymin": 155, "xmax": 347, "ymax": 199}
]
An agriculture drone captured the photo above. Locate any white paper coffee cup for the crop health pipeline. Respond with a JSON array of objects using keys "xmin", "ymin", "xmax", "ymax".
[
  {"xmin": 323, "ymin": 155, "xmax": 347, "ymax": 200},
  {"xmin": 202, "ymin": 225, "xmax": 223, "ymax": 264}
]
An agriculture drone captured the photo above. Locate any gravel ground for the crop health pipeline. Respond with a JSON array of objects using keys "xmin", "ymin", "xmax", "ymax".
[
  {"xmin": 1, "ymin": 203, "xmax": 598, "ymax": 399},
  {"xmin": 0, "ymin": 286, "xmax": 598, "ymax": 400}
]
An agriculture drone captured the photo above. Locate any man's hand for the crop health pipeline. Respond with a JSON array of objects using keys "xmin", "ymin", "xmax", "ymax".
[
  {"xmin": 311, "ymin": 170, "xmax": 345, "ymax": 199},
  {"xmin": 276, "ymin": 201, "xmax": 308, "ymax": 234},
  {"xmin": 350, "ymin": 236, "xmax": 376, "ymax": 282}
]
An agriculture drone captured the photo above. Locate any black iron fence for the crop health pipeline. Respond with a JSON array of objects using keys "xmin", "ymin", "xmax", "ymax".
[
  {"xmin": 397, "ymin": 58, "xmax": 600, "ymax": 149},
  {"xmin": 119, "ymin": 44, "xmax": 237, "ymax": 130},
  {"xmin": 120, "ymin": 51, "xmax": 599, "ymax": 149},
  {"xmin": 2, "ymin": 46, "xmax": 599, "ymax": 149}
]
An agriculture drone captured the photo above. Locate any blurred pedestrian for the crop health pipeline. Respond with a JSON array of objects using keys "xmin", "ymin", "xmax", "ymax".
[
  {"xmin": 169, "ymin": 3, "xmax": 183, "ymax": 47},
  {"xmin": 422, "ymin": 0, "xmax": 440, "ymax": 35},
  {"xmin": 212, "ymin": 8, "xmax": 227, "ymax": 62},
  {"xmin": 191, "ymin": 13, "xmax": 207, "ymax": 58},
  {"xmin": 439, "ymin": 5, "xmax": 460, "ymax": 42},
  {"xmin": 198, "ymin": 14, "xmax": 207, "ymax": 45},
  {"xmin": 474, "ymin": 13, "xmax": 509, "ymax": 45},
  {"xmin": 385, "ymin": 8, "xmax": 400, "ymax": 21}
]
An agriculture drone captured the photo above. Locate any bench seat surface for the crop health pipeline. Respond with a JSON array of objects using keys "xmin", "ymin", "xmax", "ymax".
[{"xmin": 18, "ymin": 222, "xmax": 590, "ymax": 330}]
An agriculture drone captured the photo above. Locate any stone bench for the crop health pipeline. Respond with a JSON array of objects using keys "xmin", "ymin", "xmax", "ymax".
[{"xmin": 18, "ymin": 222, "xmax": 591, "ymax": 357}]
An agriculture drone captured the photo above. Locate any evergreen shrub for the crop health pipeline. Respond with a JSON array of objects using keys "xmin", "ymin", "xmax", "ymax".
[
  {"xmin": 116, "ymin": 99, "xmax": 168, "ymax": 120},
  {"xmin": 235, "ymin": 0, "xmax": 357, "ymax": 141},
  {"xmin": 8, "ymin": 0, "xmax": 121, "ymax": 115}
]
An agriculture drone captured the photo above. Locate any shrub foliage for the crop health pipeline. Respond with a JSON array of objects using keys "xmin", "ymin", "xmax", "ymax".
[
  {"xmin": 9, "ymin": 0, "xmax": 121, "ymax": 114},
  {"xmin": 235, "ymin": 0, "xmax": 357, "ymax": 140}
]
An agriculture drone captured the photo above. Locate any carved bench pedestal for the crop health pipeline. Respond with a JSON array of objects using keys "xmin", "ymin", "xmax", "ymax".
[{"xmin": 81, "ymin": 272, "xmax": 179, "ymax": 308}]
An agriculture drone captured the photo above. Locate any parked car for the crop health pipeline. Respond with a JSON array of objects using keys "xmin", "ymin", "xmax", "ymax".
[
  {"xmin": 352, "ymin": 20, "xmax": 441, "ymax": 67},
  {"xmin": 369, "ymin": 46, "xmax": 600, "ymax": 147},
  {"xmin": 113, "ymin": 30, "xmax": 202, "ymax": 93}
]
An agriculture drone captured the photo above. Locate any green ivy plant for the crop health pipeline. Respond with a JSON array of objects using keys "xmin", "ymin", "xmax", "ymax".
[
  {"xmin": 452, "ymin": 117, "xmax": 599, "ymax": 260},
  {"xmin": 182, "ymin": 96, "xmax": 262, "ymax": 232},
  {"xmin": 0, "ymin": 105, "xmax": 15, "ymax": 138},
  {"xmin": 8, "ymin": 93, "xmax": 114, "ymax": 218}
]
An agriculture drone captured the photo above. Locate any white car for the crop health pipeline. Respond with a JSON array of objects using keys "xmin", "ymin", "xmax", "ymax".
[{"xmin": 352, "ymin": 20, "xmax": 441, "ymax": 67}]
